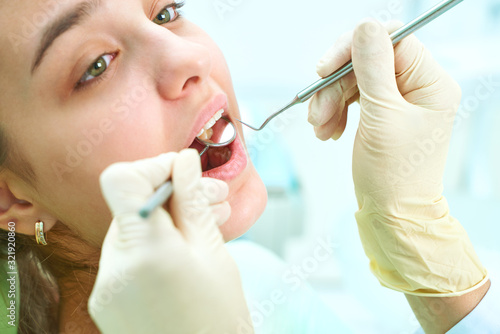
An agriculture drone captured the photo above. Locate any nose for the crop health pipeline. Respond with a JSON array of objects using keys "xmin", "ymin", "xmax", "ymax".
[{"xmin": 150, "ymin": 30, "xmax": 212, "ymax": 101}]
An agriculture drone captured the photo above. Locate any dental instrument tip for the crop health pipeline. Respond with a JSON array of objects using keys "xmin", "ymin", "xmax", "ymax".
[
  {"xmin": 236, "ymin": 119, "xmax": 264, "ymax": 131},
  {"xmin": 236, "ymin": 96, "xmax": 301, "ymax": 132}
]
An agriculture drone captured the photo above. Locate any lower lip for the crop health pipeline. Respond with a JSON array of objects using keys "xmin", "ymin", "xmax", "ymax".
[{"xmin": 202, "ymin": 134, "xmax": 247, "ymax": 181}]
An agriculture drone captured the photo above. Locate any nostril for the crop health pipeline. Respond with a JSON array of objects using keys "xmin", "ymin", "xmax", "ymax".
[{"xmin": 182, "ymin": 76, "xmax": 200, "ymax": 91}]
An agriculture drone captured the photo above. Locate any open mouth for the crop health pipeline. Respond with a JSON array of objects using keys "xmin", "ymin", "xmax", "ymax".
[{"xmin": 188, "ymin": 115, "xmax": 234, "ymax": 172}]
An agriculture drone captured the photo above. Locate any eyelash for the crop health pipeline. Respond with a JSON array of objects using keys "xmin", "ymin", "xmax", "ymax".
[{"xmin": 74, "ymin": 1, "xmax": 185, "ymax": 91}]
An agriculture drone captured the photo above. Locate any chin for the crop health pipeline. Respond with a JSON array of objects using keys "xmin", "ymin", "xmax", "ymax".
[{"xmin": 219, "ymin": 163, "xmax": 268, "ymax": 241}]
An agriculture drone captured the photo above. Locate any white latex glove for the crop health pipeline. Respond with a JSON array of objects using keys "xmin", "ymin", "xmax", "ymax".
[
  {"xmin": 309, "ymin": 20, "xmax": 488, "ymax": 296},
  {"xmin": 88, "ymin": 149, "xmax": 253, "ymax": 333}
]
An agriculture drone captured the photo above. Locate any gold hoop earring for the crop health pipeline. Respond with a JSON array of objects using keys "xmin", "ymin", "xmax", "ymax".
[{"xmin": 35, "ymin": 221, "xmax": 48, "ymax": 246}]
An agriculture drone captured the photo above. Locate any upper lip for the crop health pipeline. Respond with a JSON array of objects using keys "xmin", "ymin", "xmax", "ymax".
[{"xmin": 186, "ymin": 93, "xmax": 229, "ymax": 148}]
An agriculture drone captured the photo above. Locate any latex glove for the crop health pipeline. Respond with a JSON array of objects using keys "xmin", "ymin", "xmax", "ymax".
[
  {"xmin": 309, "ymin": 20, "xmax": 488, "ymax": 296},
  {"xmin": 88, "ymin": 149, "xmax": 252, "ymax": 333}
]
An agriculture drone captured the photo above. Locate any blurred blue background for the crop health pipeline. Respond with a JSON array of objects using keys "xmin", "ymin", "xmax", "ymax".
[{"xmin": 186, "ymin": 1, "xmax": 499, "ymax": 333}]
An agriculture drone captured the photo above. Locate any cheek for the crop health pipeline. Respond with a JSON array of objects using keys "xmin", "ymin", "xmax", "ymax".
[
  {"xmin": 27, "ymin": 93, "xmax": 187, "ymax": 244},
  {"xmin": 40, "ymin": 91, "xmax": 183, "ymax": 180}
]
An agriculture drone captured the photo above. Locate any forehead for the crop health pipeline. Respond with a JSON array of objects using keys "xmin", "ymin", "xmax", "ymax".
[
  {"xmin": 1, "ymin": 0, "xmax": 84, "ymax": 64},
  {"xmin": 1, "ymin": 0, "xmax": 64, "ymax": 52},
  {"xmin": 0, "ymin": 1, "xmax": 65, "ymax": 91},
  {"xmin": 0, "ymin": 0, "xmax": 100, "ymax": 108}
]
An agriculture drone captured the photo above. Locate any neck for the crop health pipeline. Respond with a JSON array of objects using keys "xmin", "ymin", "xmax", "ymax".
[{"xmin": 57, "ymin": 270, "xmax": 100, "ymax": 334}]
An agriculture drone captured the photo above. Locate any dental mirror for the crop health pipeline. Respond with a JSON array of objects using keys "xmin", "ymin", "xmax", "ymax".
[
  {"xmin": 195, "ymin": 116, "xmax": 237, "ymax": 155},
  {"xmin": 139, "ymin": 117, "xmax": 237, "ymax": 219}
]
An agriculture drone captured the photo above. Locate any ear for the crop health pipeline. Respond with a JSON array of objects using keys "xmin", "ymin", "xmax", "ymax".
[{"xmin": 0, "ymin": 179, "xmax": 57, "ymax": 237}]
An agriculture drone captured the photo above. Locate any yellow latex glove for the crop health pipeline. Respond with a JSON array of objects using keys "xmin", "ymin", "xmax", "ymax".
[
  {"xmin": 88, "ymin": 149, "xmax": 252, "ymax": 333},
  {"xmin": 309, "ymin": 20, "xmax": 488, "ymax": 297}
]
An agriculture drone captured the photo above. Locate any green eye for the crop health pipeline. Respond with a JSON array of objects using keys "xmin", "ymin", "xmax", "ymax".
[
  {"xmin": 78, "ymin": 54, "xmax": 114, "ymax": 86},
  {"xmin": 154, "ymin": 6, "xmax": 177, "ymax": 25},
  {"xmin": 88, "ymin": 57, "xmax": 107, "ymax": 77}
]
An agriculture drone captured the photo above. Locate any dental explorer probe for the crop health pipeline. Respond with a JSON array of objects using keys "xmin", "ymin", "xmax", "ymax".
[{"xmin": 237, "ymin": 0, "xmax": 464, "ymax": 131}]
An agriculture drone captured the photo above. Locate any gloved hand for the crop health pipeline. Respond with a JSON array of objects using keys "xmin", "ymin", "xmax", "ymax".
[
  {"xmin": 88, "ymin": 149, "xmax": 253, "ymax": 333},
  {"xmin": 308, "ymin": 20, "xmax": 488, "ymax": 296}
]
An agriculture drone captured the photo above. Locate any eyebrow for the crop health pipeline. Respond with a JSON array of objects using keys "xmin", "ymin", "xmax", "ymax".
[{"xmin": 31, "ymin": 0, "xmax": 103, "ymax": 74}]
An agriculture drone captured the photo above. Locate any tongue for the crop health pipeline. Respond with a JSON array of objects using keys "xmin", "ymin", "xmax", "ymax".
[
  {"xmin": 188, "ymin": 140, "xmax": 231, "ymax": 172},
  {"xmin": 207, "ymin": 146, "xmax": 232, "ymax": 169}
]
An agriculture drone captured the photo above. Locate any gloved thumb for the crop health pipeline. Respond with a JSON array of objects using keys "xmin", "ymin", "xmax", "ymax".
[
  {"xmin": 351, "ymin": 20, "xmax": 402, "ymax": 102},
  {"xmin": 170, "ymin": 149, "xmax": 227, "ymax": 248}
]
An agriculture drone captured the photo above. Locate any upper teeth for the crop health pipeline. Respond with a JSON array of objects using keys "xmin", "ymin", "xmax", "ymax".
[{"xmin": 197, "ymin": 109, "xmax": 224, "ymax": 137}]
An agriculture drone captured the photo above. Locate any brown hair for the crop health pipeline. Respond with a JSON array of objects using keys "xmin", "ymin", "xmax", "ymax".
[{"xmin": 0, "ymin": 234, "xmax": 60, "ymax": 333}]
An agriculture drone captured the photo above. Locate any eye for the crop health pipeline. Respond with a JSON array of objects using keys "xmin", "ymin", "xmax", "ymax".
[
  {"xmin": 78, "ymin": 54, "xmax": 115, "ymax": 86},
  {"xmin": 153, "ymin": 2, "xmax": 184, "ymax": 25},
  {"xmin": 153, "ymin": 6, "xmax": 177, "ymax": 25}
]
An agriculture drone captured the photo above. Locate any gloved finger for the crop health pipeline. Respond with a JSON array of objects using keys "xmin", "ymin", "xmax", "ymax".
[
  {"xmin": 170, "ymin": 149, "xmax": 205, "ymax": 230},
  {"xmin": 198, "ymin": 178, "xmax": 229, "ymax": 205},
  {"xmin": 99, "ymin": 213, "xmax": 178, "ymax": 259},
  {"xmin": 316, "ymin": 21, "xmax": 402, "ymax": 77},
  {"xmin": 308, "ymin": 72, "xmax": 357, "ymax": 128},
  {"xmin": 385, "ymin": 21, "xmax": 462, "ymax": 111},
  {"xmin": 352, "ymin": 19, "xmax": 402, "ymax": 103},
  {"xmin": 170, "ymin": 149, "xmax": 223, "ymax": 246},
  {"xmin": 310, "ymin": 83, "xmax": 358, "ymax": 140},
  {"xmin": 331, "ymin": 103, "xmax": 349, "ymax": 141},
  {"xmin": 100, "ymin": 152, "xmax": 178, "ymax": 218},
  {"xmin": 313, "ymin": 101, "xmax": 344, "ymax": 141},
  {"xmin": 210, "ymin": 201, "xmax": 231, "ymax": 226},
  {"xmin": 309, "ymin": 30, "xmax": 358, "ymax": 129},
  {"xmin": 316, "ymin": 30, "xmax": 353, "ymax": 78}
]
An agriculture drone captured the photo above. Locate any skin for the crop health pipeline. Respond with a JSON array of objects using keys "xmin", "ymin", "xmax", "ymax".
[
  {"xmin": 0, "ymin": 0, "xmax": 266, "ymax": 331},
  {"xmin": 406, "ymin": 280, "xmax": 491, "ymax": 334}
]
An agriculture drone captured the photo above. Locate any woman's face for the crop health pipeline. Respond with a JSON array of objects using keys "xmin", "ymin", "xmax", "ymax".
[{"xmin": 0, "ymin": 0, "xmax": 267, "ymax": 245}]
